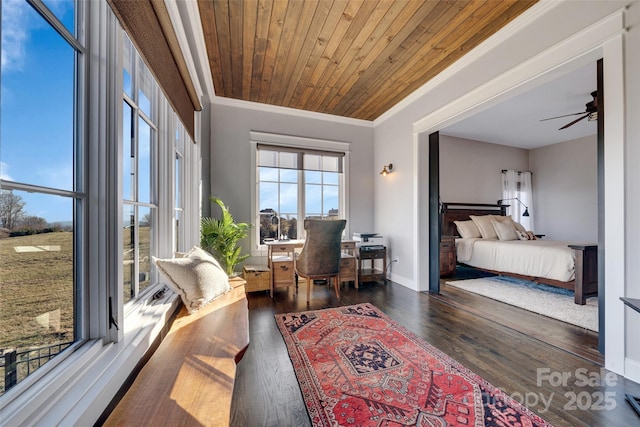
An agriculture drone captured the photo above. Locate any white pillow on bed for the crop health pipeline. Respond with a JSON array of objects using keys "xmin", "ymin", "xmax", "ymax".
[
  {"xmin": 491, "ymin": 218, "xmax": 518, "ymax": 240},
  {"xmin": 469, "ymin": 215, "xmax": 500, "ymax": 239},
  {"xmin": 454, "ymin": 220, "xmax": 481, "ymax": 238}
]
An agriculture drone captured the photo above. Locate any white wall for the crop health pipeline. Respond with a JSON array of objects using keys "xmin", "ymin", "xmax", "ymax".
[
  {"xmin": 530, "ymin": 135, "xmax": 598, "ymax": 242},
  {"xmin": 439, "ymin": 135, "xmax": 529, "ymax": 204},
  {"xmin": 439, "ymin": 134, "xmax": 598, "ymax": 242},
  {"xmin": 208, "ymin": 102, "xmax": 375, "ymax": 260}
]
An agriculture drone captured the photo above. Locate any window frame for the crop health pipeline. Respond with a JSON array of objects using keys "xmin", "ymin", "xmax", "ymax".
[
  {"xmin": 0, "ymin": 0, "xmax": 88, "ymax": 393},
  {"xmin": 173, "ymin": 117, "xmax": 187, "ymax": 254},
  {"xmin": 0, "ymin": 1, "xmax": 201, "ymax": 423},
  {"xmin": 121, "ymin": 33, "xmax": 160, "ymax": 303},
  {"xmin": 250, "ymin": 131, "xmax": 350, "ymax": 255}
]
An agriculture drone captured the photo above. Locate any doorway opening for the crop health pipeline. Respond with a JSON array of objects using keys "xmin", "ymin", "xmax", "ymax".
[{"xmin": 422, "ymin": 56, "xmax": 613, "ymax": 359}]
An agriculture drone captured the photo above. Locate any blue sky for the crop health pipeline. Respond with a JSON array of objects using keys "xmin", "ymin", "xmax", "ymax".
[
  {"xmin": 1, "ymin": 0, "xmax": 75, "ymax": 223},
  {"xmin": 258, "ymin": 168, "xmax": 340, "ymax": 218}
]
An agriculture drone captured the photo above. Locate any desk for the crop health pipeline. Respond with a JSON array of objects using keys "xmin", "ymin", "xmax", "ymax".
[{"xmin": 265, "ymin": 240, "xmax": 358, "ymax": 296}]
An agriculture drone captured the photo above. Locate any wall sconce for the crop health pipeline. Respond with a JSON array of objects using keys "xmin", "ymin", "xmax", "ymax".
[
  {"xmin": 379, "ymin": 163, "xmax": 393, "ymax": 176},
  {"xmin": 497, "ymin": 197, "xmax": 530, "ymax": 216}
]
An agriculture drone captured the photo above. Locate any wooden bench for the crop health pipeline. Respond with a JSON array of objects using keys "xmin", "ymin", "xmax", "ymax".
[{"xmin": 104, "ymin": 277, "xmax": 249, "ymax": 426}]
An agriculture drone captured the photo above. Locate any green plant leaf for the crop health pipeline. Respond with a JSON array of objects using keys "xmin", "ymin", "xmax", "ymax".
[{"xmin": 200, "ymin": 197, "xmax": 252, "ymax": 275}]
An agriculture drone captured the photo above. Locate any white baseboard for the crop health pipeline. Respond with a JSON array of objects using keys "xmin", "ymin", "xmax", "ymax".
[
  {"xmin": 625, "ymin": 357, "xmax": 640, "ymax": 385},
  {"xmin": 388, "ymin": 272, "xmax": 414, "ymax": 290}
]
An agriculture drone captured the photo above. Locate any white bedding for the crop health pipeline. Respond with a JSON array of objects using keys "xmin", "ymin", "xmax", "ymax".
[{"xmin": 455, "ymin": 238, "xmax": 580, "ymax": 282}]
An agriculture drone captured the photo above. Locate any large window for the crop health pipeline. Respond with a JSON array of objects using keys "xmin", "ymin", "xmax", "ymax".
[
  {"xmin": 0, "ymin": 0, "xmax": 82, "ymax": 395},
  {"xmin": 174, "ymin": 120, "xmax": 187, "ymax": 253},
  {"xmin": 501, "ymin": 169, "xmax": 533, "ymax": 231},
  {"xmin": 122, "ymin": 35, "xmax": 157, "ymax": 302},
  {"xmin": 256, "ymin": 143, "xmax": 346, "ymax": 245},
  {"xmin": 0, "ymin": 0, "xmax": 198, "ymax": 412}
]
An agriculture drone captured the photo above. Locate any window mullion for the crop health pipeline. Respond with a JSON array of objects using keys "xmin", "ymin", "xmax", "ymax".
[
  {"xmin": 319, "ymin": 172, "xmax": 324, "ymax": 218},
  {"xmin": 131, "ymin": 206, "xmax": 138, "ymax": 297},
  {"xmin": 298, "ymin": 169, "xmax": 305, "ymax": 238},
  {"xmin": 27, "ymin": 0, "xmax": 85, "ymax": 52}
]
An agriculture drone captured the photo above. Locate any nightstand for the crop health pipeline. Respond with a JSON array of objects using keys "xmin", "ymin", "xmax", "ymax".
[
  {"xmin": 440, "ymin": 236, "xmax": 456, "ymax": 277},
  {"xmin": 357, "ymin": 246, "xmax": 386, "ymax": 286}
]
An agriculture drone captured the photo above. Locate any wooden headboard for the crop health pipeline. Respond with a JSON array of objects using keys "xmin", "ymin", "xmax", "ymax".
[{"xmin": 441, "ymin": 202, "xmax": 507, "ymax": 237}]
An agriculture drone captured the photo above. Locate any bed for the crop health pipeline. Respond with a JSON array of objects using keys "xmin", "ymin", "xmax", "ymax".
[{"xmin": 441, "ymin": 202, "xmax": 597, "ymax": 305}]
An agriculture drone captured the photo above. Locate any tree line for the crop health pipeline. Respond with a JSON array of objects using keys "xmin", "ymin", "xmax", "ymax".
[{"xmin": 0, "ymin": 190, "xmax": 62, "ymax": 237}]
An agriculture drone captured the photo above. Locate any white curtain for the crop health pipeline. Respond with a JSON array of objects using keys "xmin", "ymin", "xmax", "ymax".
[{"xmin": 502, "ymin": 170, "xmax": 533, "ymax": 231}]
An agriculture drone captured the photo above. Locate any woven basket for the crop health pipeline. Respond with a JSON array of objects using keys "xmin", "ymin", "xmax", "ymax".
[{"xmin": 243, "ymin": 265, "xmax": 271, "ymax": 292}]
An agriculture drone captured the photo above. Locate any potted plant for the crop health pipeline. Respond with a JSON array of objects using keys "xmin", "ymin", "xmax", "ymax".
[{"xmin": 200, "ymin": 197, "xmax": 252, "ymax": 276}]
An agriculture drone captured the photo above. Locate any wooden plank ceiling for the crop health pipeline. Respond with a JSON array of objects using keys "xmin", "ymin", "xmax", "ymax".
[{"xmin": 198, "ymin": 0, "xmax": 537, "ymax": 121}]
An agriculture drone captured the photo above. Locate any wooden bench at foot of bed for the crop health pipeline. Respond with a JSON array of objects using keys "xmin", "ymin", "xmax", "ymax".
[{"xmin": 103, "ymin": 277, "xmax": 249, "ymax": 427}]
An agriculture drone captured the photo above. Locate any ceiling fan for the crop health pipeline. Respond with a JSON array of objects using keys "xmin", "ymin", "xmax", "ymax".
[{"xmin": 540, "ymin": 91, "xmax": 598, "ymax": 130}]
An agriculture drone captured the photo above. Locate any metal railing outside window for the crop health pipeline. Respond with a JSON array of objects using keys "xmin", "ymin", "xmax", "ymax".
[{"xmin": 1, "ymin": 341, "xmax": 73, "ymax": 393}]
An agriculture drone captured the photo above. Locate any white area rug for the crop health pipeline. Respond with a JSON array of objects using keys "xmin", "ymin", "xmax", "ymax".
[{"xmin": 446, "ymin": 276, "xmax": 598, "ymax": 332}]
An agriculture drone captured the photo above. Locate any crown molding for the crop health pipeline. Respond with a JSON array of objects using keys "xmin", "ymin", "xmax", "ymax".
[{"xmin": 212, "ymin": 96, "xmax": 374, "ymax": 128}]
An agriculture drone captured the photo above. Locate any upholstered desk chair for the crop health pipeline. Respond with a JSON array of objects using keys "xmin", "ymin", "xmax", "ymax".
[{"xmin": 296, "ymin": 219, "xmax": 346, "ymax": 302}]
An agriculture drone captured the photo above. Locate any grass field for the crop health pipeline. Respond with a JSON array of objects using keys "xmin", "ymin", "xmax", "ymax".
[
  {"xmin": 1, "ymin": 227, "xmax": 154, "ymax": 393},
  {"xmin": 0, "ymin": 231, "xmax": 74, "ymax": 393},
  {"xmin": 0, "ymin": 226, "xmax": 152, "ymax": 348},
  {"xmin": 0, "ymin": 231, "xmax": 75, "ymax": 350}
]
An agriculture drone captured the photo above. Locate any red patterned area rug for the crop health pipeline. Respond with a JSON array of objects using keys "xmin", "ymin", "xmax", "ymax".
[{"xmin": 276, "ymin": 303, "xmax": 553, "ymax": 427}]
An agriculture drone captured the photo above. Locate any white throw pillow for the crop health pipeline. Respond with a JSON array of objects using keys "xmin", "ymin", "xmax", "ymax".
[
  {"xmin": 491, "ymin": 218, "xmax": 518, "ymax": 241},
  {"xmin": 469, "ymin": 215, "xmax": 498, "ymax": 239},
  {"xmin": 153, "ymin": 246, "xmax": 230, "ymax": 314},
  {"xmin": 454, "ymin": 220, "xmax": 481, "ymax": 238}
]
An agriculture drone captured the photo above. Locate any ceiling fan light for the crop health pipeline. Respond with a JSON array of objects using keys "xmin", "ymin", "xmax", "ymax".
[{"xmin": 588, "ymin": 112, "xmax": 598, "ymax": 121}]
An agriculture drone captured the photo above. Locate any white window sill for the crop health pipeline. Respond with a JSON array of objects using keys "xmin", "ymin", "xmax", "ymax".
[{"xmin": 0, "ymin": 289, "xmax": 180, "ymax": 426}]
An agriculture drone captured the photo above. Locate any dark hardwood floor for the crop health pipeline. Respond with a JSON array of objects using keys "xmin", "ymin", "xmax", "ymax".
[
  {"xmin": 230, "ymin": 278, "xmax": 640, "ymax": 427},
  {"xmin": 435, "ymin": 285, "xmax": 603, "ymax": 366}
]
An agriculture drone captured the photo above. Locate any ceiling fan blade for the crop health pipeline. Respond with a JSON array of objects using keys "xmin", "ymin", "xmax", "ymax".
[
  {"xmin": 559, "ymin": 113, "xmax": 589, "ymax": 130},
  {"xmin": 540, "ymin": 112, "xmax": 586, "ymax": 122}
]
